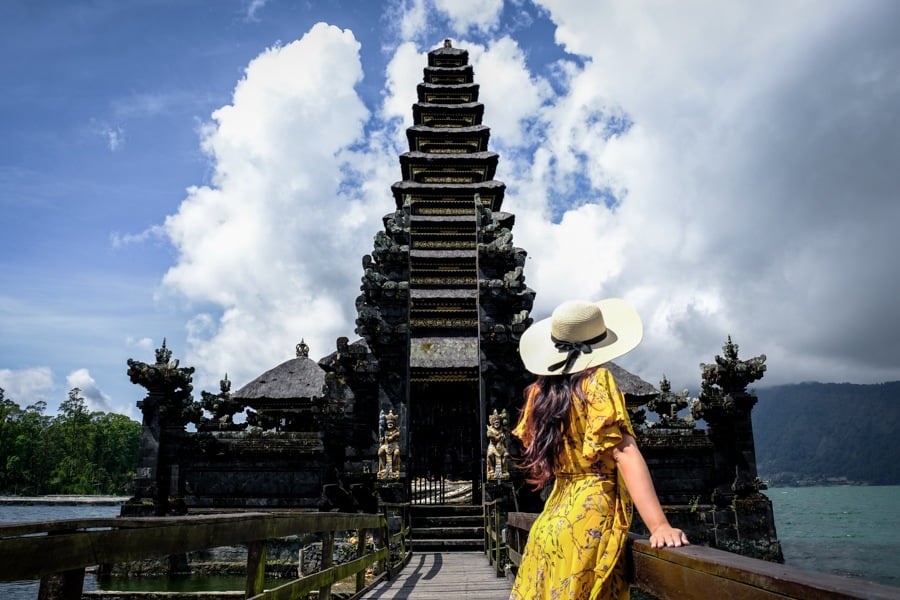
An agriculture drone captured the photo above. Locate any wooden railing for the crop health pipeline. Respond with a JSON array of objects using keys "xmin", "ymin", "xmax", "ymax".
[
  {"xmin": 483, "ymin": 499, "xmax": 505, "ymax": 577},
  {"xmin": 507, "ymin": 512, "xmax": 900, "ymax": 600},
  {"xmin": 379, "ymin": 501, "xmax": 413, "ymax": 579},
  {"xmin": 0, "ymin": 506, "xmax": 413, "ymax": 600}
]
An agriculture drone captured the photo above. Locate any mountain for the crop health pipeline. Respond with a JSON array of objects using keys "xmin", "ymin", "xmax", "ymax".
[{"xmin": 752, "ymin": 381, "xmax": 900, "ymax": 486}]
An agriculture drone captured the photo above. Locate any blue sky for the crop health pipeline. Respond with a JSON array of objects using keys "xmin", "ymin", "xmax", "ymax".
[{"xmin": 2, "ymin": 0, "xmax": 899, "ymax": 417}]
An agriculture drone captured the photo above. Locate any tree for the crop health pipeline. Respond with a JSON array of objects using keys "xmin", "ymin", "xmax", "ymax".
[
  {"xmin": 0, "ymin": 388, "xmax": 21, "ymax": 490},
  {"xmin": 4, "ymin": 400, "xmax": 53, "ymax": 494},
  {"xmin": 92, "ymin": 412, "xmax": 141, "ymax": 493},
  {"xmin": 48, "ymin": 389, "xmax": 99, "ymax": 493},
  {"xmin": 0, "ymin": 387, "xmax": 142, "ymax": 495}
]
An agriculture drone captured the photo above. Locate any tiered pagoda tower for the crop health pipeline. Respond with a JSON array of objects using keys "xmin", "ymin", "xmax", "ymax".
[{"xmin": 355, "ymin": 39, "xmax": 534, "ymax": 500}]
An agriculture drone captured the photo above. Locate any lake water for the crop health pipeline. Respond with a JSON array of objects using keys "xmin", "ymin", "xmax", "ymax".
[
  {"xmin": 1, "ymin": 486, "xmax": 898, "ymax": 598},
  {"xmin": 766, "ymin": 485, "xmax": 900, "ymax": 588}
]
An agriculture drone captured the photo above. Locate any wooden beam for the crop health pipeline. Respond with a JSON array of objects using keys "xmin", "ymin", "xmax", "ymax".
[
  {"xmin": 0, "ymin": 512, "xmax": 382, "ymax": 582},
  {"xmin": 629, "ymin": 535, "xmax": 900, "ymax": 600}
]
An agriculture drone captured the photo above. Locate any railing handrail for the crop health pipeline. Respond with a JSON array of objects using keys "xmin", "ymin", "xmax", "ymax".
[
  {"xmin": 0, "ymin": 508, "xmax": 413, "ymax": 600},
  {"xmin": 507, "ymin": 512, "xmax": 900, "ymax": 600},
  {"xmin": 0, "ymin": 512, "xmax": 382, "ymax": 581},
  {"xmin": 381, "ymin": 501, "xmax": 413, "ymax": 579},
  {"xmin": 483, "ymin": 499, "xmax": 505, "ymax": 577}
]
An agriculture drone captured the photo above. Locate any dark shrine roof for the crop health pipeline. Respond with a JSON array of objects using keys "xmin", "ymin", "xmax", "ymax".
[
  {"xmin": 234, "ymin": 356, "xmax": 326, "ymax": 401},
  {"xmin": 605, "ymin": 362, "xmax": 658, "ymax": 398},
  {"xmin": 430, "ymin": 43, "xmax": 467, "ymax": 59}
]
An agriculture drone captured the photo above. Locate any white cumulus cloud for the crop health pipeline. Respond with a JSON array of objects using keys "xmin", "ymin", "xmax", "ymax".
[
  {"xmin": 515, "ymin": 0, "xmax": 900, "ymax": 387},
  {"xmin": 160, "ymin": 24, "xmax": 388, "ymax": 391},
  {"xmin": 66, "ymin": 368, "xmax": 119, "ymax": 414},
  {"xmin": 0, "ymin": 367, "xmax": 55, "ymax": 407},
  {"xmin": 433, "ymin": 0, "xmax": 504, "ymax": 35},
  {"xmin": 154, "ymin": 2, "xmax": 900, "ymax": 399}
]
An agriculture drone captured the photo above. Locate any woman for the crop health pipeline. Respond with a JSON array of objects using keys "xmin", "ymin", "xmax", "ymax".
[{"xmin": 511, "ymin": 299, "xmax": 688, "ymax": 600}]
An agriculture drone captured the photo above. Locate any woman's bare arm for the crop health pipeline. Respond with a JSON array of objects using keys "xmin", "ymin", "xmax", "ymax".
[{"xmin": 613, "ymin": 433, "xmax": 690, "ymax": 548}]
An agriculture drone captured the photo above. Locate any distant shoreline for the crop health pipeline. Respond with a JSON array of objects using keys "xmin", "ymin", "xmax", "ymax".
[
  {"xmin": 763, "ymin": 477, "xmax": 878, "ymax": 487},
  {"xmin": 0, "ymin": 495, "xmax": 129, "ymax": 505}
]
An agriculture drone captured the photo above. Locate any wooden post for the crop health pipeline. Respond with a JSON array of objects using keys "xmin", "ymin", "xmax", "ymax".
[
  {"xmin": 356, "ymin": 528, "xmax": 367, "ymax": 592},
  {"xmin": 483, "ymin": 501, "xmax": 491, "ymax": 562},
  {"xmin": 399, "ymin": 505, "xmax": 407, "ymax": 567},
  {"xmin": 38, "ymin": 568, "xmax": 85, "ymax": 600},
  {"xmin": 486, "ymin": 505, "xmax": 494, "ymax": 566},
  {"xmin": 319, "ymin": 531, "xmax": 334, "ymax": 600},
  {"xmin": 379, "ymin": 510, "xmax": 390, "ymax": 577},
  {"xmin": 493, "ymin": 505, "xmax": 503, "ymax": 576},
  {"xmin": 245, "ymin": 540, "xmax": 267, "ymax": 598}
]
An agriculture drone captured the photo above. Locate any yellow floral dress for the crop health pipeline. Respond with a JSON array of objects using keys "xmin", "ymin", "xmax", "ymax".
[{"xmin": 510, "ymin": 368, "xmax": 634, "ymax": 600}]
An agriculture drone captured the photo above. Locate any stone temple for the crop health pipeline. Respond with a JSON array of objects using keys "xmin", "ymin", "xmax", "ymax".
[{"xmin": 123, "ymin": 40, "xmax": 782, "ymax": 562}]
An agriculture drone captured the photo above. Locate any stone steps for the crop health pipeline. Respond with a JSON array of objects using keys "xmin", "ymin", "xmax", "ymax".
[{"xmin": 410, "ymin": 504, "xmax": 484, "ymax": 552}]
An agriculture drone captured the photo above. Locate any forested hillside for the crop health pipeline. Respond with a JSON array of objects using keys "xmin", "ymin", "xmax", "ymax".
[
  {"xmin": 0, "ymin": 387, "xmax": 141, "ymax": 495},
  {"xmin": 753, "ymin": 381, "xmax": 900, "ymax": 486}
]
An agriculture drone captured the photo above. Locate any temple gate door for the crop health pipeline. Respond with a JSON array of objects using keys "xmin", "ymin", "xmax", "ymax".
[{"xmin": 408, "ymin": 378, "xmax": 481, "ymax": 504}]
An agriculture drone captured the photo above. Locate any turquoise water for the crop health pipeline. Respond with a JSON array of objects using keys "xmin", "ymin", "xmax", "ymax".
[
  {"xmin": 1, "ymin": 487, "xmax": 898, "ymax": 597},
  {"xmin": 767, "ymin": 485, "xmax": 900, "ymax": 588}
]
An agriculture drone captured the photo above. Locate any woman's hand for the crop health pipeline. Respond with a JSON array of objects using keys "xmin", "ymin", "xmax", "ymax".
[{"xmin": 649, "ymin": 524, "xmax": 690, "ymax": 548}]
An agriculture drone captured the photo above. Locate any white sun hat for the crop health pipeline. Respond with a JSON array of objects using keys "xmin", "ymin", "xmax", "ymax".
[{"xmin": 518, "ymin": 298, "xmax": 643, "ymax": 376}]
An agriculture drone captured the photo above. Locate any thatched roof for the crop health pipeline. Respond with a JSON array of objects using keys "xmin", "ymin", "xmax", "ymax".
[
  {"xmin": 606, "ymin": 362, "xmax": 658, "ymax": 398},
  {"xmin": 233, "ymin": 357, "xmax": 326, "ymax": 401}
]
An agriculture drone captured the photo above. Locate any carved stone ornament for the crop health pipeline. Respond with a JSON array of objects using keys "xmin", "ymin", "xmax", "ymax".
[
  {"xmin": 377, "ymin": 409, "xmax": 401, "ymax": 479},
  {"xmin": 486, "ymin": 408, "xmax": 510, "ymax": 481}
]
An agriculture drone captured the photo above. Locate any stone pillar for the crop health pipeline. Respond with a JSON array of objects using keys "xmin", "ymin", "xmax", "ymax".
[
  {"xmin": 121, "ymin": 341, "xmax": 196, "ymax": 516},
  {"xmin": 692, "ymin": 336, "xmax": 766, "ymax": 505}
]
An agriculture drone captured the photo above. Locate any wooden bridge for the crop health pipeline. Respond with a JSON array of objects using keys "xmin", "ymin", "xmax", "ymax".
[
  {"xmin": 2, "ymin": 503, "xmax": 899, "ymax": 600},
  {"xmin": 358, "ymin": 552, "xmax": 509, "ymax": 599}
]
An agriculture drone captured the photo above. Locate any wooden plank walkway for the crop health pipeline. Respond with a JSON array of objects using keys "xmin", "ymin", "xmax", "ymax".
[{"xmin": 360, "ymin": 552, "xmax": 512, "ymax": 599}]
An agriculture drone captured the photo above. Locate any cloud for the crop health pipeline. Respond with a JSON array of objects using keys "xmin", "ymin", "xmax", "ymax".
[
  {"xmin": 149, "ymin": 2, "xmax": 900, "ymax": 400},
  {"xmin": 110, "ymin": 90, "xmax": 217, "ymax": 121},
  {"xmin": 433, "ymin": 0, "xmax": 504, "ymax": 35},
  {"xmin": 0, "ymin": 367, "xmax": 54, "ymax": 407},
  {"xmin": 92, "ymin": 122, "xmax": 125, "ymax": 151},
  {"xmin": 391, "ymin": 0, "xmax": 504, "ymax": 42},
  {"xmin": 466, "ymin": 36, "xmax": 553, "ymax": 148},
  {"xmin": 159, "ymin": 23, "xmax": 386, "ymax": 391},
  {"xmin": 515, "ymin": 0, "xmax": 900, "ymax": 387},
  {"xmin": 125, "ymin": 337, "xmax": 156, "ymax": 352},
  {"xmin": 397, "ymin": 0, "xmax": 428, "ymax": 41},
  {"xmin": 381, "ymin": 42, "xmax": 425, "ymax": 129},
  {"xmin": 245, "ymin": 0, "xmax": 269, "ymax": 21},
  {"xmin": 110, "ymin": 224, "xmax": 166, "ymax": 249},
  {"xmin": 66, "ymin": 368, "xmax": 114, "ymax": 413}
]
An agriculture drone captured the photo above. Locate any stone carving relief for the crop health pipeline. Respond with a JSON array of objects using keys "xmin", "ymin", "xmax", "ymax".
[
  {"xmin": 485, "ymin": 408, "xmax": 510, "ymax": 481},
  {"xmin": 197, "ymin": 374, "xmax": 247, "ymax": 432},
  {"xmin": 377, "ymin": 409, "xmax": 401, "ymax": 479}
]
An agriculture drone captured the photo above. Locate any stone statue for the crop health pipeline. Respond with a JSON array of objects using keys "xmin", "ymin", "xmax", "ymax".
[
  {"xmin": 127, "ymin": 339, "xmax": 198, "ymax": 427},
  {"xmin": 377, "ymin": 409, "xmax": 401, "ymax": 479},
  {"xmin": 486, "ymin": 408, "xmax": 510, "ymax": 481},
  {"xmin": 197, "ymin": 374, "xmax": 247, "ymax": 432},
  {"xmin": 693, "ymin": 335, "xmax": 767, "ymax": 419},
  {"xmin": 646, "ymin": 376, "xmax": 695, "ymax": 429},
  {"xmin": 692, "ymin": 336, "xmax": 767, "ymax": 499}
]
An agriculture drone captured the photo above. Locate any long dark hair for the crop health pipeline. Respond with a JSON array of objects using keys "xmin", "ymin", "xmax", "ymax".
[{"xmin": 518, "ymin": 367, "xmax": 595, "ymax": 489}]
